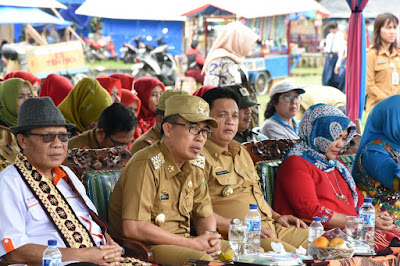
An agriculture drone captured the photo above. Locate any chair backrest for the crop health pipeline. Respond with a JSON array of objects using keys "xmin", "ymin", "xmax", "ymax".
[
  {"xmin": 174, "ymin": 54, "xmax": 190, "ymax": 77},
  {"xmin": 64, "ymin": 147, "xmax": 132, "ymax": 222}
]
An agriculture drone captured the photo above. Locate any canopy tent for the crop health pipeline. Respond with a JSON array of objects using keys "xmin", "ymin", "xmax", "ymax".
[
  {"xmin": 75, "ymin": 0, "xmax": 195, "ymax": 21},
  {"xmin": 0, "ymin": 0, "xmax": 67, "ymax": 9},
  {"xmin": 181, "ymin": 0, "xmax": 330, "ymax": 18},
  {"xmin": 0, "ymin": 6, "xmax": 71, "ymax": 25}
]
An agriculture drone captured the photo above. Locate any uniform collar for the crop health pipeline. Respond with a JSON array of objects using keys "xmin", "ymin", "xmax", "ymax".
[
  {"xmin": 90, "ymin": 128, "xmax": 101, "ymax": 148},
  {"xmin": 152, "ymin": 125, "xmax": 161, "ymax": 139},
  {"xmin": 159, "ymin": 141, "xmax": 192, "ymax": 179},
  {"xmin": 272, "ymin": 113, "xmax": 298, "ymax": 133},
  {"xmin": 205, "ymin": 139, "xmax": 241, "ymax": 159},
  {"xmin": 378, "ymin": 47, "xmax": 400, "ymax": 57},
  {"xmin": 52, "ymin": 167, "xmax": 68, "ymax": 185}
]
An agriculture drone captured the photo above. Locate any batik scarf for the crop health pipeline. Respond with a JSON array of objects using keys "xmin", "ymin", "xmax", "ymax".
[{"xmin": 283, "ymin": 103, "xmax": 358, "ymax": 207}]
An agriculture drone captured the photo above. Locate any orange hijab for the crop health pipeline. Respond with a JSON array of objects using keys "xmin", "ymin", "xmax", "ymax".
[
  {"xmin": 39, "ymin": 74, "xmax": 73, "ymax": 106},
  {"xmin": 96, "ymin": 77, "xmax": 122, "ymax": 102}
]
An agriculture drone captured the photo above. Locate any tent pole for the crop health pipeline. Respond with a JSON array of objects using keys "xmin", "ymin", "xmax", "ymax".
[{"xmin": 25, "ymin": 24, "xmax": 48, "ymax": 45}]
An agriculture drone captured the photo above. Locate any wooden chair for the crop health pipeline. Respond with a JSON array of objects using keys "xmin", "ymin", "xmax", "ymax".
[
  {"xmin": 174, "ymin": 54, "xmax": 197, "ymax": 93},
  {"xmin": 64, "ymin": 147, "xmax": 153, "ymax": 261}
]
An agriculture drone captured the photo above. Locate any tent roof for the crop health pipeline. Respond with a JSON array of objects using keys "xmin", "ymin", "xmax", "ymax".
[
  {"xmin": 0, "ymin": 0, "xmax": 67, "ymax": 9},
  {"xmin": 75, "ymin": 0, "xmax": 195, "ymax": 21},
  {"xmin": 0, "ymin": 6, "xmax": 71, "ymax": 25},
  {"xmin": 182, "ymin": 0, "xmax": 330, "ymax": 18},
  {"xmin": 319, "ymin": 0, "xmax": 400, "ymax": 19}
]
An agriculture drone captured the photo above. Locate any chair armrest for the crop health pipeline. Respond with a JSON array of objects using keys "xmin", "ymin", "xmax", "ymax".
[
  {"xmin": 217, "ymin": 225, "xmax": 229, "ymax": 240},
  {"xmin": 113, "ymin": 236, "xmax": 153, "ymax": 262}
]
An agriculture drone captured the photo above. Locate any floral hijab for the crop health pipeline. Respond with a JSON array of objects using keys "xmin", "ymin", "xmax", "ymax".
[{"xmin": 283, "ymin": 104, "xmax": 358, "ymax": 207}]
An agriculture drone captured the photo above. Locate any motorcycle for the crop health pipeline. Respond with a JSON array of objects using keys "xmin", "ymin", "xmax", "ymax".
[
  {"xmin": 83, "ymin": 35, "xmax": 117, "ymax": 62},
  {"xmin": 131, "ymin": 36, "xmax": 176, "ymax": 86}
]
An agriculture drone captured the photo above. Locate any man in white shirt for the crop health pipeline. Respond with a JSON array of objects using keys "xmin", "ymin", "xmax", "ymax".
[
  {"xmin": 322, "ymin": 22, "xmax": 346, "ymax": 89},
  {"xmin": 0, "ymin": 97, "xmax": 124, "ymax": 265}
]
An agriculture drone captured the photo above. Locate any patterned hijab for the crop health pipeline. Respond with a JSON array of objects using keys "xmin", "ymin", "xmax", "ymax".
[
  {"xmin": 58, "ymin": 78, "xmax": 112, "ymax": 132},
  {"xmin": 203, "ymin": 21, "xmax": 259, "ymax": 73},
  {"xmin": 0, "ymin": 78, "xmax": 35, "ymax": 127},
  {"xmin": 284, "ymin": 104, "xmax": 358, "ymax": 206}
]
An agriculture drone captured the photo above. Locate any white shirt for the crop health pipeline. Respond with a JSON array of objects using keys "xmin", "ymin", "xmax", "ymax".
[
  {"xmin": 324, "ymin": 31, "xmax": 345, "ymax": 54},
  {"xmin": 0, "ymin": 165, "xmax": 105, "ymax": 258}
]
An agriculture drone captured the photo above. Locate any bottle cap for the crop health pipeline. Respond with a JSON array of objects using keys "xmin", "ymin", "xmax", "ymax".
[
  {"xmin": 249, "ymin": 203, "xmax": 258, "ymax": 209},
  {"xmin": 231, "ymin": 218, "xmax": 243, "ymax": 225},
  {"xmin": 364, "ymin": 198, "xmax": 372, "ymax": 203},
  {"xmin": 48, "ymin": 239, "xmax": 57, "ymax": 246},
  {"xmin": 312, "ymin": 217, "xmax": 321, "ymax": 222}
]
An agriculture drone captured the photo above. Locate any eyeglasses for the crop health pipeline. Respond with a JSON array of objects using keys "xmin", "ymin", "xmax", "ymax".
[
  {"xmin": 280, "ymin": 95, "xmax": 302, "ymax": 103},
  {"xmin": 167, "ymin": 121, "xmax": 212, "ymax": 138},
  {"xmin": 25, "ymin": 132, "xmax": 71, "ymax": 143},
  {"xmin": 108, "ymin": 135, "xmax": 133, "ymax": 147}
]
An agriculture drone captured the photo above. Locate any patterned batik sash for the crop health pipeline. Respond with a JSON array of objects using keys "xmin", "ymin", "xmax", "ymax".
[{"xmin": 15, "ymin": 153, "xmax": 97, "ymax": 248}]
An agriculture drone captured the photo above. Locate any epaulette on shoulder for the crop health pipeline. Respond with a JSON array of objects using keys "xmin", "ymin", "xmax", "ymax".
[
  {"xmin": 150, "ymin": 152, "xmax": 165, "ymax": 170},
  {"xmin": 190, "ymin": 155, "xmax": 205, "ymax": 169},
  {"xmin": 144, "ymin": 137, "xmax": 158, "ymax": 145}
]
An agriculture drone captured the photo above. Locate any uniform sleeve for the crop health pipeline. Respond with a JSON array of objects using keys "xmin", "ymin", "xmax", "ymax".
[
  {"xmin": 275, "ymin": 157, "xmax": 335, "ymax": 225},
  {"xmin": 366, "ymin": 51, "xmax": 387, "ymax": 104},
  {"xmin": 0, "ymin": 170, "xmax": 31, "ymax": 257},
  {"xmin": 192, "ymin": 168, "xmax": 213, "ymax": 218},
  {"xmin": 361, "ymin": 144, "xmax": 400, "ymax": 190},
  {"xmin": 121, "ymin": 159, "xmax": 157, "ymax": 221}
]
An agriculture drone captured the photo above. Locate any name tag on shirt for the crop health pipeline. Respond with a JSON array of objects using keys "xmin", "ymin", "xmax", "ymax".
[
  {"xmin": 393, "ymin": 71, "xmax": 399, "ymax": 85},
  {"xmin": 160, "ymin": 193, "xmax": 169, "ymax": 200},
  {"xmin": 216, "ymin": 170, "xmax": 229, "ymax": 176}
]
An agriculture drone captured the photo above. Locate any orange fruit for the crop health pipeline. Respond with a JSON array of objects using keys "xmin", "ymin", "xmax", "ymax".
[
  {"xmin": 328, "ymin": 237, "xmax": 346, "ymax": 248},
  {"xmin": 312, "ymin": 236, "xmax": 329, "ymax": 247}
]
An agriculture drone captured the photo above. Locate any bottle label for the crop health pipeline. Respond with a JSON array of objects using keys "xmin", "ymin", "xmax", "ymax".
[
  {"xmin": 246, "ymin": 220, "xmax": 261, "ymax": 232},
  {"xmin": 43, "ymin": 258, "xmax": 62, "ymax": 266},
  {"xmin": 359, "ymin": 213, "xmax": 375, "ymax": 226}
]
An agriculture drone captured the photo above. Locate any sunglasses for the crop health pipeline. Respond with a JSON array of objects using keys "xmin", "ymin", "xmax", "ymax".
[{"xmin": 25, "ymin": 132, "xmax": 71, "ymax": 143}]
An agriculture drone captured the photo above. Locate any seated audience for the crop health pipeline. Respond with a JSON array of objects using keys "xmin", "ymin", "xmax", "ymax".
[
  {"xmin": 110, "ymin": 73, "xmax": 135, "ymax": 91},
  {"xmin": 185, "ymin": 40, "xmax": 206, "ymax": 84},
  {"xmin": 120, "ymin": 89, "xmax": 142, "ymax": 141},
  {"xmin": 4, "ymin": 70, "xmax": 41, "ymax": 96},
  {"xmin": 68, "ymin": 103, "xmax": 137, "ymax": 149},
  {"xmin": 38, "ymin": 73, "xmax": 73, "ymax": 106},
  {"xmin": 201, "ymin": 88, "xmax": 309, "ymax": 252},
  {"xmin": 97, "ymin": 77, "xmax": 122, "ymax": 103},
  {"xmin": 58, "ymin": 78, "xmax": 112, "ymax": 135},
  {"xmin": 129, "ymin": 90, "xmax": 188, "ymax": 155},
  {"xmin": 354, "ymin": 95, "xmax": 400, "ymax": 224},
  {"xmin": 275, "ymin": 103, "xmax": 398, "ymax": 250},
  {"xmin": 261, "ymin": 80, "xmax": 305, "ymax": 139},
  {"xmin": 192, "ymin": 84, "xmax": 217, "ymax": 97},
  {"xmin": 108, "ymin": 95, "xmax": 231, "ymax": 265},
  {"xmin": 134, "ymin": 77, "xmax": 165, "ymax": 134},
  {"xmin": 0, "ymin": 97, "xmax": 125, "ymax": 265},
  {"xmin": 227, "ymin": 84, "xmax": 265, "ymax": 143}
]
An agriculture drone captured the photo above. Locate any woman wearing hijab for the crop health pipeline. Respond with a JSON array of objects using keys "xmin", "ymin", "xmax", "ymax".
[
  {"xmin": 38, "ymin": 74, "xmax": 73, "ymax": 106},
  {"xmin": 134, "ymin": 77, "xmax": 165, "ymax": 133},
  {"xmin": 96, "ymin": 77, "xmax": 122, "ymax": 103},
  {"xmin": 121, "ymin": 89, "xmax": 142, "ymax": 141},
  {"xmin": 0, "ymin": 78, "xmax": 35, "ymax": 169},
  {"xmin": 192, "ymin": 84, "xmax": 217, "ymax": 97},
  {"xmin": 353, "ymin": 95, "xmax": 400, "ymax": 224},
  {"xmin": 203, "ymin": 21, "xmax": 259, "ymax": 86},
  {"xmin": 109, "ymin": 73, "xmax": 135, "ymax": 91},
  {"xmin": 4, "ymin": 71, "xmax": 41, "ymax": 96},
  {"xmin": 274, "ymin": 104, "xmax": 398, "ymax": 250},
  {"xmin": 58, "ymin": 78, "xmax": 112, "ymax": 135}
]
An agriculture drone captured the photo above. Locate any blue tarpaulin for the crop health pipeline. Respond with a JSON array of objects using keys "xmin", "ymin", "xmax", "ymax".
[
  {"xmin": 0, "ymin": 6, "xmax": 71, "ymax": 25},
  {"xmin": 102, "ymin": 18, "xmax": 183, "ymax": 57}
]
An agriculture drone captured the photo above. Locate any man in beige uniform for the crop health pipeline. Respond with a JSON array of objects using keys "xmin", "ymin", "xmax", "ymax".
[
  {"xmin": 108, "ymin": 95, "xmax": 230, "ymax": 265},
  {"xmin": 201, "ymin": 87, "xmax": 309, "ymax": 252},
  {"xmin": 130, "ymin": 90, "xmax": 188, "ymax": 155}
]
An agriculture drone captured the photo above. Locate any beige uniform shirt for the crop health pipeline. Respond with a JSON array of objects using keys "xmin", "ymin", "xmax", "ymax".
[
  {"xmin": 129, "ymin": 126, "xmax": 161, "ymax": 155},
  {"xmin": 108, "ymin": 141, "xmax": 212, "ymax": 238},
  {"xmin": 203, "ymin": 140, "xmax": 275, "ymax": 230},
  {"xmin": 68, "ymin": 128, "xmax": 100, "ymax": 149},
  {"xmin": 366, "ymin": 47, "xmax": 400, "ymax": 112}
]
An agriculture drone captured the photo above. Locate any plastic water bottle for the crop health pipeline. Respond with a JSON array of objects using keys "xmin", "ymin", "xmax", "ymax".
[
  {"xmin": 308, "ymin": 217, "xmax": 324, "ymax": 246},
  {"xmin": 42, "ymin": 240, "xmax": 62, "ymax": 266},
  {"xmin": 244, "ymin": 203, "xmax": 261, "ymax": 254},
  {"xmin": 359, "ymin": 198, "xmax": 375, "ymax": 252}
]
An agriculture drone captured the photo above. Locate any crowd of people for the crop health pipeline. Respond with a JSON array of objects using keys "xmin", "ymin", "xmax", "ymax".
[{"xmin": 0, "ymin": 14, "xmax": 400, "ymax": 265}]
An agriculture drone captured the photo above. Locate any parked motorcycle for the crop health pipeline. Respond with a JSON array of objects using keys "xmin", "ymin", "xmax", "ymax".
[
  {"xmin": 131, "ymin": 36, "xmax": 176, "ymax": 86},
  {"xmin": 83, "ymin": 35, "xmax": 117, "ymax": 62}
]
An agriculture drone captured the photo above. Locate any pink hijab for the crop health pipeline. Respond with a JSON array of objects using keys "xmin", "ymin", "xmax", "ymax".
[{"xmin": 202, "ymin": 21, "xmax": 259, "ymax": 73}]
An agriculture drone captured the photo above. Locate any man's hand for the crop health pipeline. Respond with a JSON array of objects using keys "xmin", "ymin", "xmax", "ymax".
[
  {"xmin": 82, "ymin": 245, "xmax": 124, "ymax": 265},
  {"xmin": 261, "ymin": 226, "xmax": 275, "ymax": 239},
  {"xmin": 206, "ymin": 231, "xmax": 222, "ymax": 258},
  {"xmin": 376, "ymin": 211, "xmax": 394, "ymax": 231},
  {"xmin": 275, "ymin": 215, "xmax": 308, "ymax": 229},
  {"xmin": 190, "ymin": 232, "xmax": 220, "ymax": 253},
  {"xmin": 334, "ymin": 66, "xmax": 339, "ymax": 74}
]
